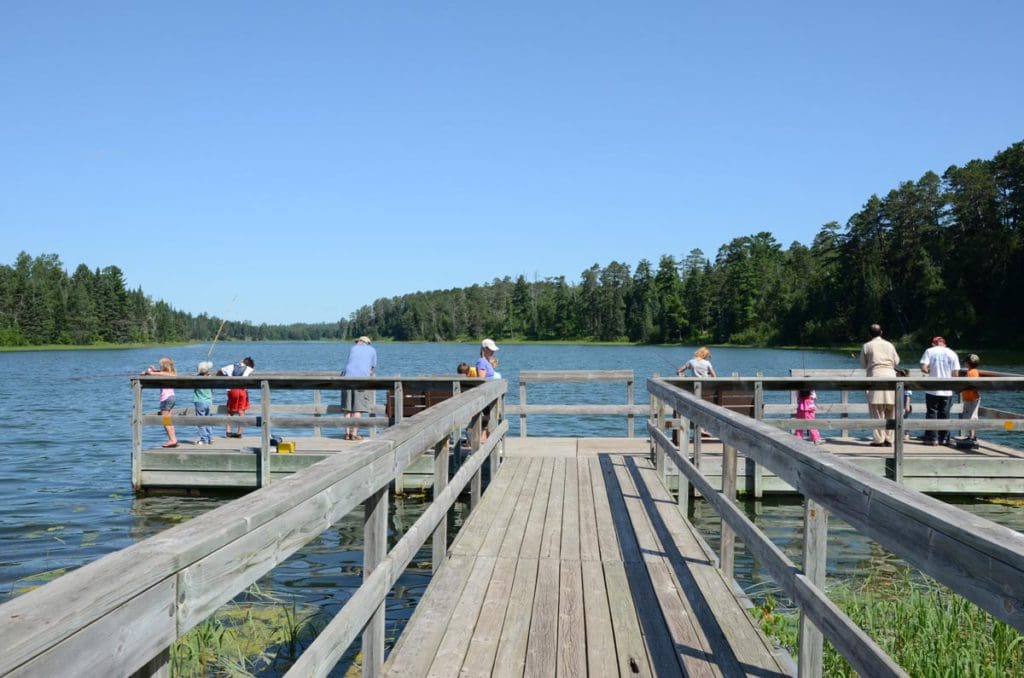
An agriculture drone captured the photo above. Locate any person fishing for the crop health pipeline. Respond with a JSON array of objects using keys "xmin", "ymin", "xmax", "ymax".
[
  {"xmin": 217, "ymin": 357, "xmax": 255, "ymax": 438},
  {"xmin": 678, "ymin": 346, "xmax": 718, "ymax": 378}
]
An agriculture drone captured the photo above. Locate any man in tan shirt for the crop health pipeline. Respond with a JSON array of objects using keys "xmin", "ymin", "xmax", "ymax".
[{"xmin": 859, "ymin": 323, "xmax": 900, "ymax": 446}]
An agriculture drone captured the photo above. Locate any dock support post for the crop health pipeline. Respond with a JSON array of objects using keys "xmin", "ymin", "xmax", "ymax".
[
  {"xmin": 362, "ymin": 486, "xmax": 388, "ymax": 678},
  {"xmin": 892, "ymin": 382, "xmax": 905, "ymax": 484},
  {"xmin": 432, "ymin": 438, "xmax": 449, "ymax": 573},
  {"xmin": 312, "ymin": 389, "xmax": 322, "ymax": 437},
  {"xmin": 720, "ymin": 443, "xmax": 737, "ymax": 580},
  {"xmin": 799, "ymin": 499, "xmax": 829, "ymax": 678},
  {"xmin": 627, "ymin": 374, "xmax": 635, "ymax": 438},
  {"xmin": 132, "ymin": 379, "xmax": 142, "ymax": 491},
  {"xmin": 753, "ymin": 376, "xmax": 764, "ymax": 499},
  {"xmin": 654, "ymin": 393, "xmax": 666, "ymax": 477},
  {"xmin": 841, "ymin": 389, "xmax": 849, "ymax": 439},
  {"xmin": 470, "ymin": 414, "xmax": 482, "ymax": 509},
  {"xmin": 519, "ymin": 379, "xmax": 527, "ymax": 438},
  {"xmin": 392, "ymin": 380, "xmax": 404, "ymax": 426},
  {"xmin": 259, "ymin": 380, "xmax": 271, "ymax": 487}
]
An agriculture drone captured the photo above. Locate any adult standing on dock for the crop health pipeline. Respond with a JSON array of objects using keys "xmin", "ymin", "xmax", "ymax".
[
  {"xmin": 342, "ymin": 336, "xmax": 377, "ymax": 441},
  {"xmin": 217, "ymin": 357, "xmax": 255, "ymax": 438},
  {"xmin": 920, "ymin": 337, "xmax": 960, "ymax": 446},
  {"xmin": 476, "ymin": 338, "xmax": 499, "ymax": 379},
  {"xmin": 859, "ymin": 324, "xmax": 900, "ymax": 446}
]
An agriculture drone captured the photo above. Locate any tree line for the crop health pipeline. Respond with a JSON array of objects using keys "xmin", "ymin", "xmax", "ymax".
[
  {"xmin": 0, "ymin": 255, "xmax": 343, "ymax": 346},
  {"xmin": 345, "ymin": 140, "xmax": 1023, "ymax": 348},
  {"xmin": 2, "ymin": 139, "xmax": 1021, "ymax": 349}
]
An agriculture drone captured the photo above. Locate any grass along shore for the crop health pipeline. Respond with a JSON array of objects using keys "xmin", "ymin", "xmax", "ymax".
[{"xmin": 752, "ymin": 572, "xmax": 1024, "ymax": 676}]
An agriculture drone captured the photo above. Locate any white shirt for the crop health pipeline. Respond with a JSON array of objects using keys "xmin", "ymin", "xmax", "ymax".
[{"xmin": 919, "ymin": 346, "xmax": 960, "ymax": 396}]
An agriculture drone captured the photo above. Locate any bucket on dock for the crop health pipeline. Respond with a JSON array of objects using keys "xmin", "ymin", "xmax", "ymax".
[{"xmin": 277, "ymin": 441, "xmax": 296, "ymax": 454}]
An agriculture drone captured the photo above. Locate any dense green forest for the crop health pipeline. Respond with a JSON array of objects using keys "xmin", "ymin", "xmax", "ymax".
[
  {"xmin": 2, "ymin": 140, "xmax": 1021, "ymax": 348},
  {"xmin": 0, "ymin": 257, "xmax": 342, "ymax": 346},
  {"xmin": 346, "ymin": 140, "xmax": 1024, "ymax": 348}
]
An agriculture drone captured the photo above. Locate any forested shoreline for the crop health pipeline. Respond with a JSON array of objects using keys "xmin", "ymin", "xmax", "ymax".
[{"xmin": 2, "ymin": 140, "xmax": 1021, "ymax": 349}]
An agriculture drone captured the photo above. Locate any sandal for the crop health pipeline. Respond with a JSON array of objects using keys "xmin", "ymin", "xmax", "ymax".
[{"xmin": 162, "ymin": 442, "xmax": 179, "ymax": 448}]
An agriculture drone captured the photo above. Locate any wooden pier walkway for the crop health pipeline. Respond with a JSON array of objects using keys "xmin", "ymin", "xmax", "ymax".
[{"xmin": 384, "ymin": 438, "xmax": 790, "ymax": 677}]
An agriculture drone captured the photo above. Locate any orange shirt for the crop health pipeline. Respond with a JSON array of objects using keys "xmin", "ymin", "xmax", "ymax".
[{"xmin": 962, "ymin": 367, "xmax": 980, "ymax": 401}]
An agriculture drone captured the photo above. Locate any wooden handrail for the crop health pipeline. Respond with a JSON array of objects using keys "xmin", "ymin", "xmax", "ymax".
[
  {"xmin": 514, "ymin": 370, "xmax": 641, "ymax": 438},
  {"xmin": 0, "ymin": 379, "xmax": 507, "ymax": 677},
  {"xmin": 648, "ymin": 377, "xmax": 1024, "ymax": 676}
]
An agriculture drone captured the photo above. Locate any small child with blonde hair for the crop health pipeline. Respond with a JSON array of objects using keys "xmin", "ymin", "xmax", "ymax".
[{"xmin": 143, "ymin": 357, "xmax": 178, "ymax": 447}]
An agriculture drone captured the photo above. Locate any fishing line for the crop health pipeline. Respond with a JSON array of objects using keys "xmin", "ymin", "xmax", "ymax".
[{"xmin": 207, "ymin": 294, "xmax": 238, "ymax": 358}]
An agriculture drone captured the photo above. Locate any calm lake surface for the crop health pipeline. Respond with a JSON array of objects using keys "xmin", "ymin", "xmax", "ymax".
[{"xmin": 2, "ymin": 342, "xmax": 1022, "ymax": 671}]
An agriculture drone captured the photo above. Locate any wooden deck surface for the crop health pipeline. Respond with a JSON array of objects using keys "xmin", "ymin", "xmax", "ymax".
[{"xmin": 382, "ymin": 439, "xmax": 791, "ymax": 677}]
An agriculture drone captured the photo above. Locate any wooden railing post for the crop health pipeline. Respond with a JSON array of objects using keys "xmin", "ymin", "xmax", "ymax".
[
  {"xmin": 260, "ymin": 380, "xmax": 271, "ymax": 487},
  {"xmin": 892, "ymin": 382, "xmax": 905, "ymax": 484},
  {"xmin": 627, "ymin": 374, "xmax": 635, "ymax": 438},
  {"xmin": 799, "ymin": 499, "xmax": 829, "ymax": 678},
  {"xmin": 362, "ymin": 486, "xmax": 388, "ymax": 678},
  {"xmin": 132, "ymin": 379, "xmax": 143, "ymax": 491},
  {"xmin": 753, "ymin": 376, "xmax": 764, "ymax": 499},
  {"xmin": 720, "ymin": 443, "xmax": 737, "ymax": 580},
  {"xmin": 677, "ymin": 412, "xmax": 690, "ymax": 514},
  {"xmin": 693, "ymin": 382, "xmax": 703, "ymax": 474},
  {"xmin": 470, "ymin": 414, "xmax": 483, "ymax": 509},
  {"xmin": 841, "ymin": 388, "xmax": 849, "ymax": 439},
  {"xmin": 129, "ymin": 648, "xmax": 169, "ymax": 678},
  {"xmin": 519, "ymin": 378, "xmax": 527, "ymax": 438},
  {"xmin": 393, "ymin": 380, "xmax": 404, "ymax": 426},
  {"xmin": 432, "ymin": 438, "xmax": 449, "ymax": 573},
  {"xmin": 313, "ymin": 389, "xmax": 322, "ymax": 437},
  {"xmin": 655, "ymin": 393, "xmax": 666, "ymax": 477},
  {"xmin": 487, "ymin": 402, "xmax": 500, "ymax": 480}
]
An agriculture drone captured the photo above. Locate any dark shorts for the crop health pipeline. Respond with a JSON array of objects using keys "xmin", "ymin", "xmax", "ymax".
[
  {"xmin": 341, "ymin": 389, "xmax": 374, "ymax": 413},
  {"xmin": 227, "ymin": 388, "xmax": 249, "ymax": 413},
  {"xmin": 159, "ymin": 397, "xmax": 175, "ymax": 413}
]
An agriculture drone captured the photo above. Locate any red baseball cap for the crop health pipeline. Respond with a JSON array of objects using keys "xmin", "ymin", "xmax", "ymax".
[{"xmin": 931, "ymin": 336, "xmax": 945, "ymax": 345}]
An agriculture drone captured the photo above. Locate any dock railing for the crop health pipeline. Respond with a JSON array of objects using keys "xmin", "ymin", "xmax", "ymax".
[
  {"xmin": 131, "ymin": 373, "xmax": 485, "ymax": 489},
  {"xmin": 648, "ymin": 376, "xmax": 1024, "ymax": 678},
  {"xmin": 1, "ymin": 378, "xmax": 506, "ymax": 678},
  {"xmin": 671, "ymin": 374, "xmax": 1024, "ymax": 487},
  {"xmin": 506, "ymin": 369, "xmax": 648, "ymax": 437}
]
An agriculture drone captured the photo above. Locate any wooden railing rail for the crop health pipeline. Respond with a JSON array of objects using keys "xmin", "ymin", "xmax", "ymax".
[
  {"xmin": 0, "ymin": 379, "xmax": 507, "ymax": 678},
  {"xmin": 508, "ymin": 369, "xmax": 645, "ymax": 438},
  {"xmin": 131, "ymin": 375, "xmax": 484, "ymax": 489},
  {"xmin": 648, "ymin": 377, "xmax": 1024, "ymax": 677}
]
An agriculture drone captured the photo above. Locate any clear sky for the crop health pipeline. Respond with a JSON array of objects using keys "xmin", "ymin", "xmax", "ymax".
[{"xmin": 2, "ymin": 2, "xmax": 1021, "ymax": 325}]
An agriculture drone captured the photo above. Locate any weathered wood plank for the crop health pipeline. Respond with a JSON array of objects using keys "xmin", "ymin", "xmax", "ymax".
[
  {"xmin": 577, "ymin": 456, "xmax": 602, "ymax": 561},
  {"xmin": 518, "ymin": 370, "xmax": 635, "ymax": 383},
  {"xmin": 561, "ymin": 458, "xmax": 581, "ymax": 561},
  {"xmin": 580, "ymin": 560, "xmax": 618, "ymax": 678},
  {"xmin": 460, "ymin": 556, "xmax": 518, "ymax": 677},
  {"xmin": 540, "ymin": 458, "xmax": 566, "ymax": 559},
  {"xmin": 524, "ymin": 557, "xmax": 560, "ymax": 677},
  {"xmin": 520, "ymin": 458, "xmax": 556, "ymax": 559},
  {"xmin": 491, "ymin": 558, "xmax": 540, "ymax": 678},
  {"xmin": 557, "ymin": 559, "xmax": 586, "ymax": 678},
  {"xmin": 479, "ymin": 457, "xmax": 533, "ymax": 557},
  {"xmin": 589, "ymin": 456, "xmax": 622, "ymax": 562},
  {"xmin": 603, "ymin": 561, "xmax": 653, "ymax": 677},
  {"xmin": 427, "ymin": 556, "xmax": 498, "ymax": 677},
  {"xmin": 451, "ymin": 455, "xmax": 524, "ymax": 557},
  {"xmin": 382, "ymin": 555, "xmax": 476, "ymax": 677}
]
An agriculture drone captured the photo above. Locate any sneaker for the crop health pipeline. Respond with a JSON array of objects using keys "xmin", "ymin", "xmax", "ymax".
[{"xmin": 195, "ymin": 440, "xmax": 206, "ymax": 446}]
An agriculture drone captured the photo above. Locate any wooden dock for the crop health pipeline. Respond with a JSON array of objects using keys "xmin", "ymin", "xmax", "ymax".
[{"xmin": 384, "ymin": 438, "xmax": 791, "ymax": 677}]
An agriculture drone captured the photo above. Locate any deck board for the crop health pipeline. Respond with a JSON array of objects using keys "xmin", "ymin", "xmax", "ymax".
[{"xmin": 383, "ymin": 440, "xmax": 791, "ymax": 677}]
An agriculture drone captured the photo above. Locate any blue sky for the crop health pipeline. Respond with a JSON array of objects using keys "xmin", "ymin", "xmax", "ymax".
[{"xmin": 2, "ymin": 2, "xmax": 1021, "ymax": 324}]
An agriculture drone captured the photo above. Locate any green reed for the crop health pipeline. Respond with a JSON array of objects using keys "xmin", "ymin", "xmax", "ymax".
[{"xmin": 752, "ymin": 573, "xmax": 1024, "ymax": 677}]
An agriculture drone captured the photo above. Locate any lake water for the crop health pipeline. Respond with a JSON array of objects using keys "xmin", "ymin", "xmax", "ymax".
[{"xmin": 1, "ymin": 342, "xmax": 1022, "ymax": 673}]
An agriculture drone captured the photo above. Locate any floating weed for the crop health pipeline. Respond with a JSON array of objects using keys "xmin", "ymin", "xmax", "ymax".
[
  {"xmin": 12, "ymin": 584, "xmax": 40, "ymax": 595},
  {"xmin": 80, "ymin": 531, "xmax": 98, "ymax": 547},
  {"xmin": 982, "ymin": 496, "xmax": 1024, "ymax": 507}
]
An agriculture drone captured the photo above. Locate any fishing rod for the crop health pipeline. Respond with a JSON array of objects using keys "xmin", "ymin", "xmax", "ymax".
[{"xmin": 207, "ymin": 295, "xmax": 238, "ymax": 358}]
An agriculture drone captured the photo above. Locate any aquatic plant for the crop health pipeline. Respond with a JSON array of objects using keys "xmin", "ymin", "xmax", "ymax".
[{"xmin": 751, "ymin": 573, "xmax": 1024, "ymax": 676}]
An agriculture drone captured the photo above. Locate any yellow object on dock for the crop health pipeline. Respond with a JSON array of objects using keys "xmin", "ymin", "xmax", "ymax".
[{"xmin": 277, "ymin": 441, "xmax": 296, "ymax": 454}]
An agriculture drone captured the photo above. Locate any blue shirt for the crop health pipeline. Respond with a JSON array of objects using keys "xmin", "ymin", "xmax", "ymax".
[
  {"xmin": 344, "ymin": 343, "xmax": 377, "ymax": 377},
  {"xmin": 475, "ymin": 356, "xmax": 495, "ymax": 379}
]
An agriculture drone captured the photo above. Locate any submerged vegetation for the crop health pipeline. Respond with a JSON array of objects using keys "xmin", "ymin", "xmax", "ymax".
[
  {"xmin": 2, "ymin": 140, "xmax": 1022, "ymax": 349},
  {"xmin": 752, "ymin": 573, "xmax": 1024, "ymax": 676},
  {"xmin": 171, "ymin": 588, "xmax": 323, "ymax": 677}
]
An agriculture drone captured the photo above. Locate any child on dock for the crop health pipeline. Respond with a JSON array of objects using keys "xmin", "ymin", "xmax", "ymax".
[
  {"xmin": 218, "ymin": 357, "xmax": 255, "ymax": 438},
  {"xmin": 960, "ymin": 354, "xmax": 981, "ymax": 440},
  {"xmin": 194, "ymin": 361, "xmax": 214, "ymax": 445},
  {"xmin": 143, "ymin": 357, "xmax": 178, "ymax": 448},
  {"xmin": 794, "ymin": 389, "xmax": 822, "ymax": 444}
]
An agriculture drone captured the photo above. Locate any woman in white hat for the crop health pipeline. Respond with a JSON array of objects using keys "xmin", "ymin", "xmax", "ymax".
[{"xmin": 475, "ymin": 338, "xmax": 499, "ymax": 379}]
